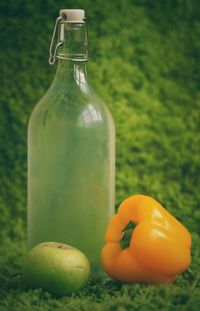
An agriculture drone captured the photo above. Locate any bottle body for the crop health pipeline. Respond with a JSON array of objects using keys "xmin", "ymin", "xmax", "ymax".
[{"xmin": 28, "ymin": 62, "xmax": 115, "ymax": 274}]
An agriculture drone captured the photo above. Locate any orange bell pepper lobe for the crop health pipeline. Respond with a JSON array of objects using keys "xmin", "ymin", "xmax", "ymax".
[{"xmin": 101, "ymin": 195, "xmax": 192, "ymax": 284}]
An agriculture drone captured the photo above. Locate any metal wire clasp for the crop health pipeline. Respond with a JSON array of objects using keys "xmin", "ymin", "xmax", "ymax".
[
  {"xmin": 49, "ymin": 16, "xmax": 63, "ymax": 65},
  {"xmin": 49, "ymin": 15, "xmax": 88, "ymax": 65}
]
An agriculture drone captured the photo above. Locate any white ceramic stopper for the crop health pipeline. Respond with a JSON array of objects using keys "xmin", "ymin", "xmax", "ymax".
[{"xmin": 60, "ymin": 9, "xmax": 85, "ymax": 22}]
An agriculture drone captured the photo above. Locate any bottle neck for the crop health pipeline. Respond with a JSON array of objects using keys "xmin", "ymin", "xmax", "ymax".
[
  {"xmin": 58, "ymin": 21, "xmax": 88, "ymax": 61},
  {"xmin": 55, "ymin": 59, "xmax": 88, "ymax": 87},
  {"xmin": 53, "ymin": 20, "xmax": 88, "ymax": 88}
]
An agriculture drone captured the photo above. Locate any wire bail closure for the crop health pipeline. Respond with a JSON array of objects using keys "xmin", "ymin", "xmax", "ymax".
[
  {"xmin": 48, "ymin": 15, "xmax": 88, "ymax": 65},
  {"xmin": 49, "ymin": 16, "xmax": 63, "ymax": 65}
]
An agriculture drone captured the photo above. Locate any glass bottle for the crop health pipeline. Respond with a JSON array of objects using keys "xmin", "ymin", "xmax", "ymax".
[{"xmin": 27, "ymin": 9, "xmax": 115, "ymax": 274}]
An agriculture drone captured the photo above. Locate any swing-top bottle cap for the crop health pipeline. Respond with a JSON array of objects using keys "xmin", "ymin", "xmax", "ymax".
[{"xmin": 59, "ymin": 9, "xmax": 85, "ymax": 22}]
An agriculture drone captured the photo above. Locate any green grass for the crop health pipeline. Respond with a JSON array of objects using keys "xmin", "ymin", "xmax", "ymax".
[
  {"xmin": 0, "ymin": 238, "xmax": 200, "ymax": 311},
  {"xmin": 0, "ymin": 0, "xmax": 200, "ymax": 310}
]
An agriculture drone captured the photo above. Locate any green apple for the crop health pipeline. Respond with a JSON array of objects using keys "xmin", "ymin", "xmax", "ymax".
[{"xmin": 22, "ymin": 242, "xmax": 90, "ymax": 296}]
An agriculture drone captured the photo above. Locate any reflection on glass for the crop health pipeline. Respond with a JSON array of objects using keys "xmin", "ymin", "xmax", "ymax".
[
  {"xmin": 78, "ymin": 103, "xmax": 102, "ymax": 127},
  {"xmin": 74, "ymin": 64, "xmax": 89, "ymax": 94}
]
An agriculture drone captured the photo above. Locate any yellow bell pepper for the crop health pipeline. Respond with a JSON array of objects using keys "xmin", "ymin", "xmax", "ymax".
[{"xmin": 101, "ymin": 195, "xmax": 191, "ymax": 284}]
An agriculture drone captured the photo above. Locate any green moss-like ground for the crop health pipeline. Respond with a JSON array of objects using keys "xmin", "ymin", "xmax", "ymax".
[{"xmin": 0, "ymin": 0, "xmax": 200, "ymax": 310}]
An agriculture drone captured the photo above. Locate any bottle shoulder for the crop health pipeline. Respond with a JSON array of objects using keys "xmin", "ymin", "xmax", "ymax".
[{"xmin": 28, "ymin": 82, "xmax": 115, "ymax": 133}]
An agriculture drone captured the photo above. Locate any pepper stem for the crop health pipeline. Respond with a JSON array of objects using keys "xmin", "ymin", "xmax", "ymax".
[{"xmin": 120, "ymin": 221, "xmax": 136, "ymax": 249}]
